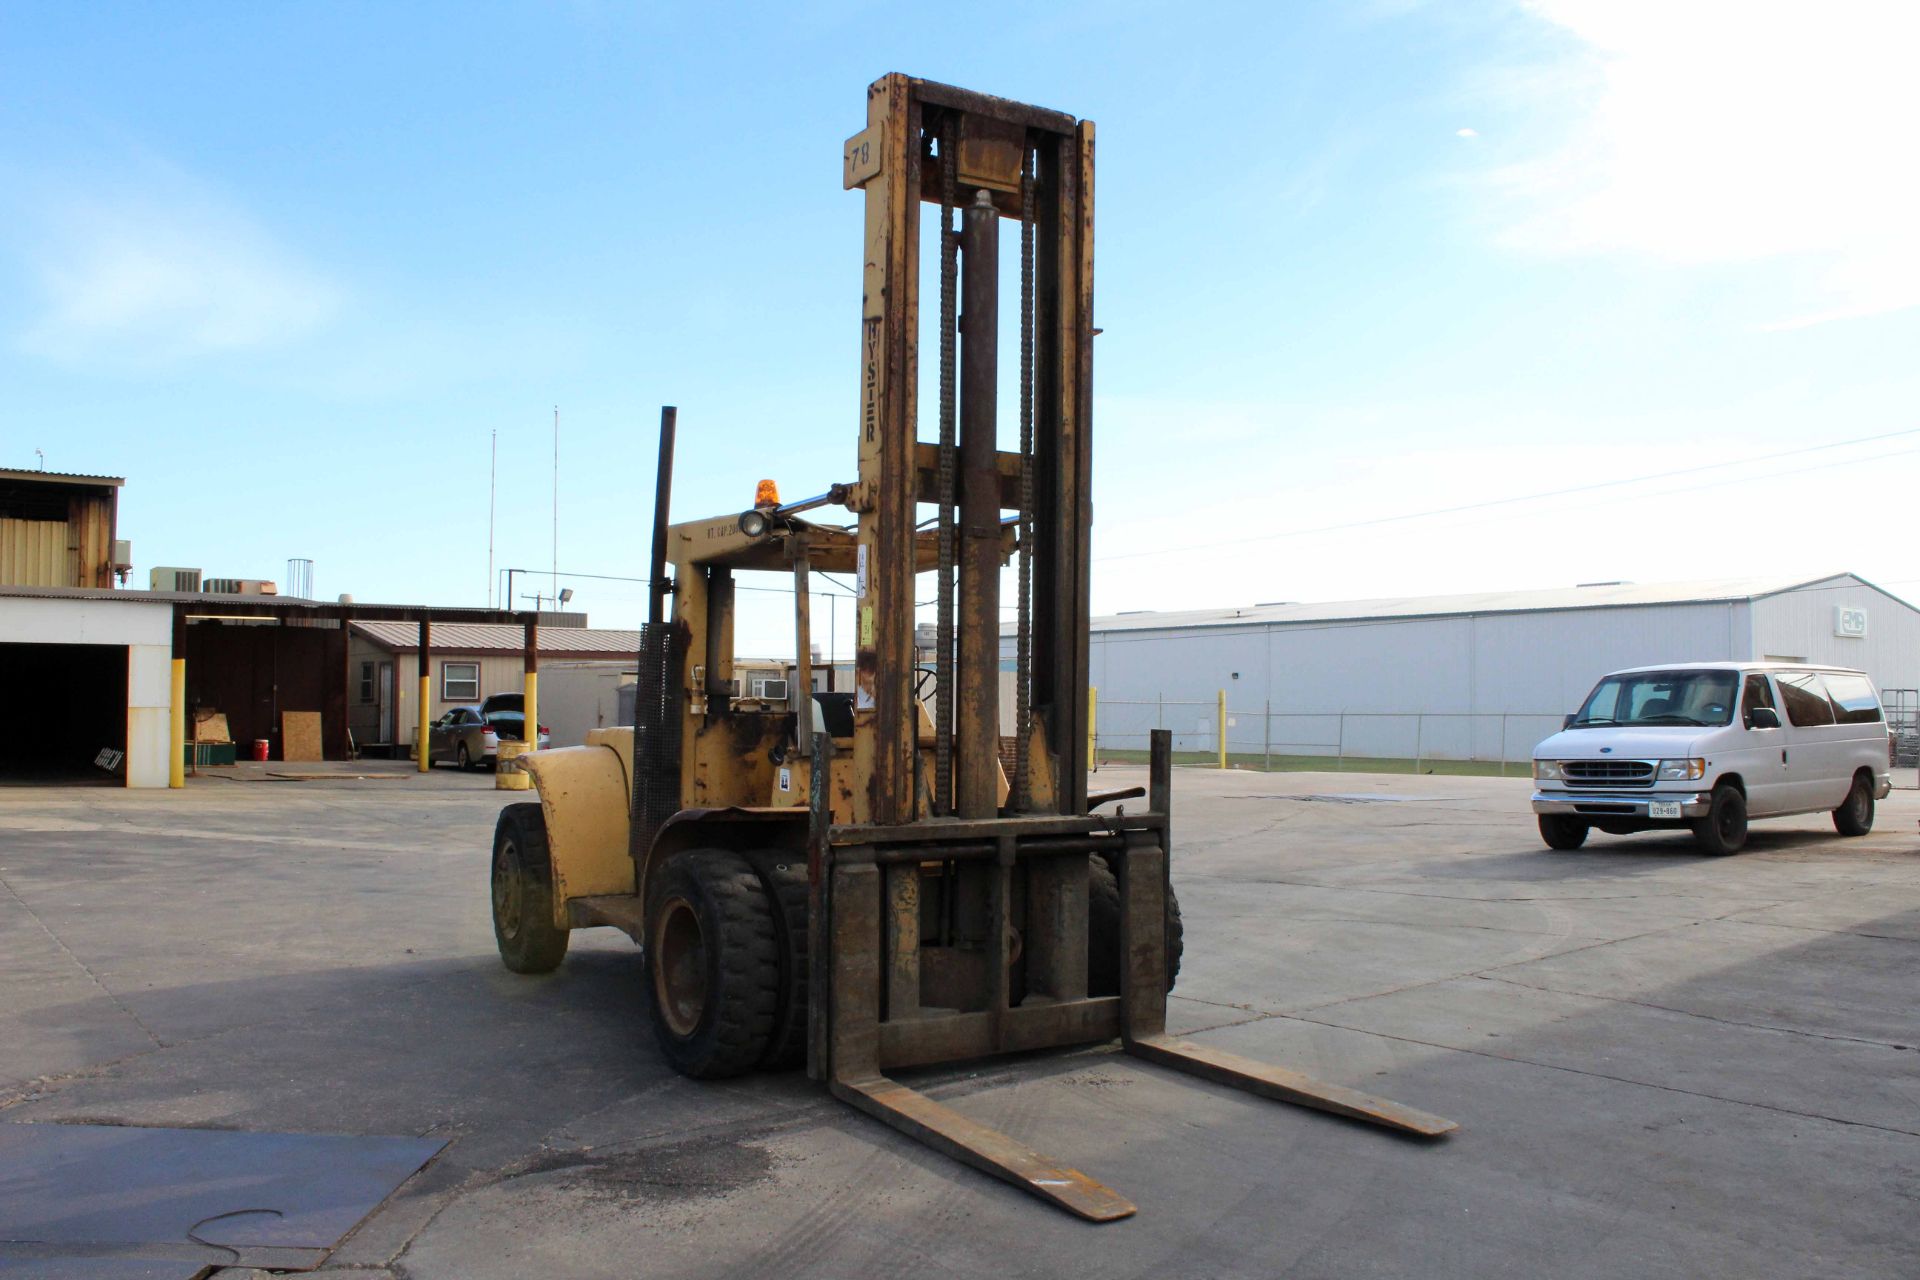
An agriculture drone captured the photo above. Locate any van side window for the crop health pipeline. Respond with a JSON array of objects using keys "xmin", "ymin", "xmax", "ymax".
[
  {"xmin": 1742, "ymin": 675, "xmax": 1775, "ymax": 728},
  {"xmin": 1823, "ymin": 673, "xmax": 1883, "ymax": 724},
  {"xmin": 1777, "ymin": 672, "xmax": 1837, "ymax": 727}
]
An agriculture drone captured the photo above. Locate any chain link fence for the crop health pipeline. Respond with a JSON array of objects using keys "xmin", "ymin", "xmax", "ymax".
[
  {"xmin": 1091, "ymin": 689, "xmax": 1920, "ymax": 785},
  {"xmin": 1886, "ymin": 688, "xmax": 1918, "ymax": 789},
  {"xmin": 1089, "ymin": 694, "xmax": 1564, "ymax": 777}
]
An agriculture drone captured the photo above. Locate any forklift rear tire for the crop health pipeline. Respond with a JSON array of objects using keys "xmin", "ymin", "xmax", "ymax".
[
  {"xmin": 1087, "ymin": 855, "xmax": 1183, "ymax": 997},
  {"xmin": 757, "ymin": 859, "xmax": 811, "ymax": 1071},
  {"xmin": 643, "ymin": 849, "xmax": 780, "ymax": 1079},
  {"xmin": 491, "ymin": 803, "xmax": 570, "ymax": 974}
]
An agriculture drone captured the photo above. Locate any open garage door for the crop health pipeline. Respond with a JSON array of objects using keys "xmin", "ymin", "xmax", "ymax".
[{"xmin": 0, "ymin": 642, "xmax": 127, "ymax": 784}]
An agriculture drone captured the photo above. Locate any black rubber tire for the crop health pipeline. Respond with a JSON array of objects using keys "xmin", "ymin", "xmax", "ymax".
[
  {"xmin": 757, "ymin": 858, "xmax": 811, "ymax": 1071},
  {"xmin": 1538, "ymin": 815, "xmax": 1589, "ymax": 850},
  {"xmin": 491, "ymin": 803, "xmax": 570, "ymax": 974},
  {"xmin": 1693, "ymin": 784, "xmax": 1748, "ymax": 855},
  {"xmin": 1833, "ymin": 773, "xmax": 1875, "ymax": 836},
  {"xmin": 457, "ymin": 743, "xmax": 473, "ymax": 772},
  {"xmin": 1088, "ymin": 855, "xmax": 1183, "ymax": 997},
  {"xmin": 643, "ymin": 849, "xmax": 779, "ymax": 1079}
]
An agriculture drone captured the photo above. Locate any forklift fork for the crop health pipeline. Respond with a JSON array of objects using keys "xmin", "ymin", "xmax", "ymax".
[{"xmin": 812, "ymin": 731, "xmax": 1455, "ymax": 1222}]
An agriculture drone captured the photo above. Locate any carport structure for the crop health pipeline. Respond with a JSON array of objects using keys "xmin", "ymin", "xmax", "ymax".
[
  {"xmin": 0, "ymin": 585, "xmax": 553, "ymax": 787},
  {"xmin": 166, "ymin": 596, "xmax": 556, "ymax": 782}
]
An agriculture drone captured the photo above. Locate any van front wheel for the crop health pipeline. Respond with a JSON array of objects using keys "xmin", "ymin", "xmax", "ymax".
[
  {"xmin": 1693, "ymin": 785, "xmax": 1748, "ymax": 855},
  {"xmin": 1833, "ymin": 773, "xmax": 1874, "ymax": 836},
  {"xmin": 1538, "ymin": 815, "xmax": 1589, "ymax": 850}
]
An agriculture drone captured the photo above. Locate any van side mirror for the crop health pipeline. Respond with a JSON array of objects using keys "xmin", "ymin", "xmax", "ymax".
[
  {"xmin": 1747, "ymin": 706, "xmax": 1780, "ymax": 730},
  {"xmin": 1562, "ymin": 713, "xmax": 1576, "ymax": 729}
]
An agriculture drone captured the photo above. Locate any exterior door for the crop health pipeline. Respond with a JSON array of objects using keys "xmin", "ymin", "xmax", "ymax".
[
  {"xmin": 378, "ymin": 661, "xmax": 394, "ymax": 741},
  {"xmin": 1775, "ymin": 671, "xmax": 1847, "ymax": 811},
  {"xmin": 1737, "ymin": 673, "xmax": 1791, "ymax": 816}
]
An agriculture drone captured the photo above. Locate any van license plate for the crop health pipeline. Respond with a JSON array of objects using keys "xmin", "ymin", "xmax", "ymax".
[{"xmin": 1649, "ymin": 801, "xmax": 1683, "ymax": 819}]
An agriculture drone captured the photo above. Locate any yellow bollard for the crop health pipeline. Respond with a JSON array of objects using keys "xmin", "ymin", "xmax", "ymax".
[
  {"xmin": 1218, "ymin": 689, "xmax": 1228, "ymax": 770},
  {"xmin": 417, "ymin": 673, "xmax": 432, "ymax": 772},
  {"xmin": 494, "ymin": 668, "xmax": 540, "ymax": 792},
  {"xmin": 494, "ymin": 740, "xmax": 533, "ymax": 790},
  {"xmin": 1087, "ymin": 686, "xmax": 1097, "ymax": 771},
  {"xmin": 169, "ymin": 658, "xmax": 186, "ymax": 789}
]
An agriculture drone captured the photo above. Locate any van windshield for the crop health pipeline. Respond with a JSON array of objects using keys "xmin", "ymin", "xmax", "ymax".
[{"xmin": 1571, "ymin": 670, "xmax": 1738, "ymax": 728}]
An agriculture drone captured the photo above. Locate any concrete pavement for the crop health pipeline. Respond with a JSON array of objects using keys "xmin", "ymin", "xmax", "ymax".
[{"xmin": 2, "ymin": 766, "xmax": 1915, "ymax": 1277}]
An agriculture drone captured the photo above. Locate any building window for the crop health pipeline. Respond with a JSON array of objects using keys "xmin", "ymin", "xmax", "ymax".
[
  {"xmin": 442, "ymin": 661, "xmax": 480, "ymax": 701},
  {"xmin": 359, "ymin": 662, "xmax": 375, "ymax": 703}
]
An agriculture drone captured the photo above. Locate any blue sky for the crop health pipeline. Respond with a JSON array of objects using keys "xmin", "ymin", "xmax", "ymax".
[{"xmin": 4, "ymin": 1, "xmax": 1917, "ymax": 654}]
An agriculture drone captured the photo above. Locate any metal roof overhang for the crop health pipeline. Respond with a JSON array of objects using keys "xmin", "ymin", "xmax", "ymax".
[{"xmin": 0, "ymin": 584, "xmax": 531, "ymax": 627}]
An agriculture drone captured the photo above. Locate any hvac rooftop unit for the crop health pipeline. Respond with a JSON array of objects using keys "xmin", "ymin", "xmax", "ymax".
[
  {"xmin": 204, "ymin": 577, "xmax": 279, "ymax": 596},
  {"xmin": 150, "ymin": 566, "xmax": 202, "ymax": 593}
]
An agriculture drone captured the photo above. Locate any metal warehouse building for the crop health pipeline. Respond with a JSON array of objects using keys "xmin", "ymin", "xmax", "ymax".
[{"xmin": 1063, "ymin": 574, "xmax": 1920, "ymax": 765}]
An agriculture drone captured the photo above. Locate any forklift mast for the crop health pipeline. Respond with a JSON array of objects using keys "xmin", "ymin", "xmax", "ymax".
[{"xmin": 847, "ymin": 74, "xmax": 1094, "ymax": 827}]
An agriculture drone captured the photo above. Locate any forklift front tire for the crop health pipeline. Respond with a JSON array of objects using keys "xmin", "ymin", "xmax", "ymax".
[
  {"xmin": 643, "ymin": 849, "xmax": 780, "ymax": 1079},
  {"xmin": 492, "ymin": 803, "xmax": 570, "ymax": 974}
]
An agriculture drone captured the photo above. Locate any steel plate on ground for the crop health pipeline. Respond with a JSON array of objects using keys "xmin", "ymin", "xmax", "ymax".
[{"xmin": 0, "ymin": 1123, "xmax": 445, "ymax": 1272}]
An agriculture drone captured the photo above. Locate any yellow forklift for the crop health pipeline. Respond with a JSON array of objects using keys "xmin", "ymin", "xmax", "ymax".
[{"xmin": 488, "ymin": 73, "xmax": 1454, "ymax": 1221}]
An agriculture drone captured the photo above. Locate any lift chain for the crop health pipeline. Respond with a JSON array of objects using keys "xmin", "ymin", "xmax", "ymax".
[
  {"xmin": 1014, "ymin": 147, "xmax": 1036, "ymax": 811},
  {"xmin": 935, "ymin": 130, "xmax": 958, "ymax": 816}
]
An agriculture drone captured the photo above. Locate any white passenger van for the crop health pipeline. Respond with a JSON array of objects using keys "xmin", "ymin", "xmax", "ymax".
[{"xmin": 1532, "ymin": 662, "xmax": 1892, "ymax": 855}]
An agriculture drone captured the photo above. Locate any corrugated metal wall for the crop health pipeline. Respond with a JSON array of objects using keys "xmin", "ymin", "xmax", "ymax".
[
  {"xmin": 1752, "ymin": 578, "xmax": 1920, "ymax": 692},
  {"xmin": 534, "ymin": 661, "xmax": 634, "ymax": 746},
  {"xmin": 0, "ymin": 518, "xmax": 70, "ymax": 585},
  {"xmin": 0, "ymin": 492, "xmax": 115, "ymax": 588},
  {"xmin": 1082, "ymin": 600, "xmax": 1751, "ymax": 760}
]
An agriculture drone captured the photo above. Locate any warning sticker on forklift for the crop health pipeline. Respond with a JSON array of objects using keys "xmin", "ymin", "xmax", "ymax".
[
  {"xmin": 779, "ymin": 767, "xmax": 792, "ymax": 792},
  {"xmin": 856, "ymin": 544, "xmax": 868, "ymax": 598}
]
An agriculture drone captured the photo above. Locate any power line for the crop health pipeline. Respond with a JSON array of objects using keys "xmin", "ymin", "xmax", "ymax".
[{"xmin": 1094, "ymin": 425, "xmax": 1920, "ymax": 564}]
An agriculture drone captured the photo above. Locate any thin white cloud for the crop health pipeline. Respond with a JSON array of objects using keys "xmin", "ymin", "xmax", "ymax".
[
  {"xmin": 12, "ymin": 158, "xmax": 341, "ymax": 365},
  {"xmin": 1455, "ymin": 127, "xmax": 1479, "ymax": 138},
  {"xmin": 1485, "ymin": 0, "xmax": 1920, "ymax": 327}
]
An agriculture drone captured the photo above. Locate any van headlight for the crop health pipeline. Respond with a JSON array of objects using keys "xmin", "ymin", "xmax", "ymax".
[
  {"xmin": 1533, "ymin": 760, "xmax": 1564, "ymax": 781},
  {"xmin": 1657, "ymin": 758, "xmax": 1705, "ymax": 781}
]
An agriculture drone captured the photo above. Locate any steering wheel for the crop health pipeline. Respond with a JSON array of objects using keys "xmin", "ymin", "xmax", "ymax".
[{"xmin": 914, "ymin": 665, "xmax": 939, "ymax": 703}]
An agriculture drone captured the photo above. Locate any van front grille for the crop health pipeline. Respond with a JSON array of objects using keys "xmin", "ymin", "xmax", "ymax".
[{"xmin": 1563, "ymin": 759, "xmax": 1655, "ymax": 788}]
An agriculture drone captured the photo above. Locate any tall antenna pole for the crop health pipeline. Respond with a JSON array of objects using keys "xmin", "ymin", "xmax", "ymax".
[
  {"xmin": 551, "ymin": 405, "xmax": 560, "ymax": 609},
  {"xmin": 487, "ymin": 428, "xmax": 497, "ymax": 607}
]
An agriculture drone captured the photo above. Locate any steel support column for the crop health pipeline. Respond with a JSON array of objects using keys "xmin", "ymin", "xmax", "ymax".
[{"xmin": 417, "ymin": 619, "xmax": 432, "ymax": 772}]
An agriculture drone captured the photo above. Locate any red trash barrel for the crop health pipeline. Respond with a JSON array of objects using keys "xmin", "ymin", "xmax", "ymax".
[{"xmin": 252, "ymin": 739, "xmax": 270, "ymax": 761}]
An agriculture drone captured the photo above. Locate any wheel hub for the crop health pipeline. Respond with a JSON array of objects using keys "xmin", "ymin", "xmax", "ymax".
[
  {"xmin": 654, "ymin": 896, "xmax": 707, "ymax": 1037},
  {"xmin": 493, "ymin": 843, "xmax": 524, "ymax": 940}
]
